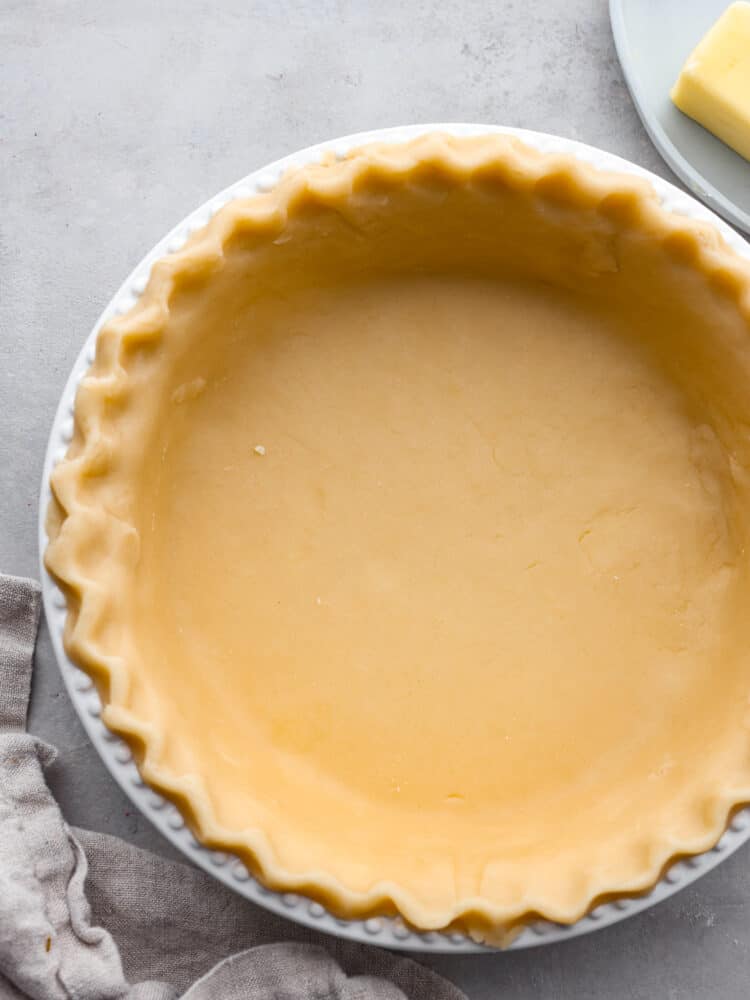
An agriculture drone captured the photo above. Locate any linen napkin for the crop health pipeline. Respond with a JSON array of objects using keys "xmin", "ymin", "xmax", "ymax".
[{"xmin": 0, "ymin": 572, "xmax": 467, "ymax": 1000}]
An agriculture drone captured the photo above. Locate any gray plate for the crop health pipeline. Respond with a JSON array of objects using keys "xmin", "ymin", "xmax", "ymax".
[{"xmin": 610, "ymin": 0, "xmax": 750, "ymax": 234}]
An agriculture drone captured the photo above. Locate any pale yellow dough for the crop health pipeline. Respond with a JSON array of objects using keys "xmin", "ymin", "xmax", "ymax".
[{"xmin": 46, "ymin": 135, "xmax": 750, "ymax": 943}]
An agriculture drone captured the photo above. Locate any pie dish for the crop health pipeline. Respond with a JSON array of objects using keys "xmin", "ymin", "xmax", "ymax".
[{"xmin": 45, "ymin": 131, "xmax": 750, "ymax": 946}]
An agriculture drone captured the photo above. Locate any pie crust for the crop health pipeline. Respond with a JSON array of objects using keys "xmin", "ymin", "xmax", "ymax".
[{"xmin": 45, "ymin": 134, "xmax": 750, "ymax": 944}]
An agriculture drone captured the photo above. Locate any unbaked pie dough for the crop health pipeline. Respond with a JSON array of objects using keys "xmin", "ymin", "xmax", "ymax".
[{"xmin": 46, "ymin": 134, "xmax": 750, "ymax": 943}]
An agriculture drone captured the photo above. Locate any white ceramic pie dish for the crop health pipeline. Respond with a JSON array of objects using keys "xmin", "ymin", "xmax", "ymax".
[{"xmin": 38, "ymin": 123, "xmax": 750, "ymax": 953}]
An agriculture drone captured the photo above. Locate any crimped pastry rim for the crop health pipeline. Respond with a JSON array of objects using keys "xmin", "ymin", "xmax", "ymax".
[{"xmin": 40, "ymin": 125, "xmax": 750, "ymax": 951}]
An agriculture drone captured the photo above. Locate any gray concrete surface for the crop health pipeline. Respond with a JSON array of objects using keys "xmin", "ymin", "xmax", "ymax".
[{"xmin": 2, "ymin": 1, "xmax": 749, "ymax": 996}]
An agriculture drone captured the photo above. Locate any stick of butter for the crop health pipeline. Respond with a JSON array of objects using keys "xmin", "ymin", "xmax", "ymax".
[{"xmin": 671, "ymin": 1, "xmax": 750, "ymax": 163}]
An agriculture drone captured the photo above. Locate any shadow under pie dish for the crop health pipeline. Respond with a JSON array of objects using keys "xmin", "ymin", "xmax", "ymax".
[{"xmin": 45, "ymin": 133, "xmax": 750, "ymax": 946}]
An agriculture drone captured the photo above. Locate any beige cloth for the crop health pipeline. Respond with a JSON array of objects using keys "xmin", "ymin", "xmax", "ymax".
[{"xmin": 0, "ymin": 573, "xmax": 466, "ymax": 1000}]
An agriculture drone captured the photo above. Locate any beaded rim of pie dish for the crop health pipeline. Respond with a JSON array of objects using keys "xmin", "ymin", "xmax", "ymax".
[{"xmin": 40, "ymin": 125, "xmax": 750, "ymax": 951}]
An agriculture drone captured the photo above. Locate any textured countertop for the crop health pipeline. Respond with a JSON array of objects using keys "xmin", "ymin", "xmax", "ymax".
[{"xmin": 2, "ymin": 1, "xmax": 749, "ymax": 996}]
